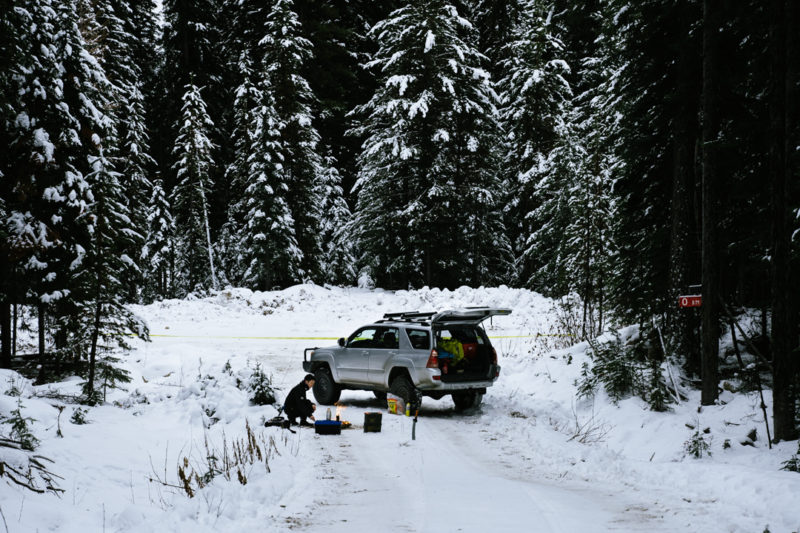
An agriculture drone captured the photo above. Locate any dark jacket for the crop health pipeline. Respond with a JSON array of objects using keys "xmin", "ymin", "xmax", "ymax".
[{"xmin": 284, "ymin": 380, "xmax": 312, "ymax": 416}]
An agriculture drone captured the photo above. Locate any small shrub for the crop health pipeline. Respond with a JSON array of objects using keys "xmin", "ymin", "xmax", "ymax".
[
  {"xmin": 781, "ymin": 442, "xmax": 800, "ymax": 473},
  {"xmin": 553, "ymin": 295, "xmax": 583, "ymax": 348},
  {"xmin": 646, "ymin": 358, "xmax": 669, "ymax": 412},
  {"xmin": 248, "ymin": 363, "xmax": 276, "ymax": 406},
  {"xmin": 684, "ymin": 427, "xmax": 711, "ymax": 458},
  {"xmin": 6, "ymin": 377, "xmax": 23, "ymax": 397},
  {"xmin": 70, "ymin": 407, "xmax": 89, "ymax": 425},
  {"xmin": 3, "ymin": 398, "xmax": 39, "ymax": 451},
  {"xmin": 168, "ymin": 420, "xmax": 278, "ymax": 498},
  {"xmin": 575, "ymin": 361, "xmax": 597, "ymax": 399},
  {"xmin": 584, "ymin": 330, "xmax": 638, "ymax": 404},
  {"xmin": 579, "ymin": 325, "xmax": 674, "ymax": 410}
]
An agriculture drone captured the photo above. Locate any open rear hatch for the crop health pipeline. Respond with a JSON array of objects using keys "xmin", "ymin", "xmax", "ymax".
[
  {"xmin": 432, "ymin": 308, "xmax": 511, "ymax": 382},
  {"xmin": 432, "ymin": 307, "xmax": 512, "ymax": 326}
]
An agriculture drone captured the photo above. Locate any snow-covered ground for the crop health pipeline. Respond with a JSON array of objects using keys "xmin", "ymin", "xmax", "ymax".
[{"xmin": 1, "ymin": 285, "xmax": 799, "ymax": 532}]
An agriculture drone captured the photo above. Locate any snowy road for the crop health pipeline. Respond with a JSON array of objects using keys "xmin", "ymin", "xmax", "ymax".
[
  {"xmin": 265, "ymin": 391, "xmax": 651, "ymax": 533},
  {"xmin": 133, "ymin": 288, "xmax": 665, "ymax": 532}
]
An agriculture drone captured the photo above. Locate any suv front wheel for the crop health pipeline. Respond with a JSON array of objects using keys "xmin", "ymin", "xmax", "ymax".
[{"xmin": 313, "ymin": 368, "xmax": 341, "ymax": 405}]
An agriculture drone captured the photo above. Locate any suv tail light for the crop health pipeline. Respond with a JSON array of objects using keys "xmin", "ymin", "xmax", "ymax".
[
  {"xmin": 427, "ymin": 349, "xmax": 439, "ymax": 369},
  {"xmin": 492, "ymin": 348, "xmax": 498, "ymax": 365},
  {"xmin": 427, "ymin": 349, "xmax": 442, "ymax": 380}
]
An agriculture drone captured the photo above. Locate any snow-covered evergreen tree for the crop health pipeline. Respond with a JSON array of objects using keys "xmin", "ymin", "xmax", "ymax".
[
  {"xmin": 351, "ymin": 0, "xmax": 512, "ymax": 288},
  {"xmin": 78, "ymin": 147, "xmax": 148, "ymax": 401},
  {"xmin": 559, "ymin": 23, "xmax": 621, "ymax": 338},
  {"xmin": 142, "ymin": 178, "xmax": 176, "ymax": 302},
  {"xmin": 94, "ymin": 3, "xmax": 152, "ymax": 214},
  {"xmin": 0, "ymin": 1, "xmax": 148, "ymax": 381},
  {"xmin": 237, "ymin": 76, "xmax": 302, "ymax": 290},
  {"xmin": 0, "ymin": 2, "xmax": 31, "ymax": 334},
  {"xmin": 218, "ymin": 53, "xmax": 261, "ymax": 285},
  {"xmin": 260, "ymin": 0, "xmax": 324, "ymax": 282},
  {"xmin": 474, "ymin": 0, "xmax": 520, "ymax": 66},
  {"xmin": 119, "ymin": 83, "xmax": 155, "ymax": 245},
  {"xmin": 171, "ymin": 84, "xmax": 218, "ymax": 295},
  {"xmin": 317, "ymin": 150, "xmax": 357, "ymax": 286},
  {"xmin": 498, "ymin": 0, "xmax": 572, "ymax": 292}
]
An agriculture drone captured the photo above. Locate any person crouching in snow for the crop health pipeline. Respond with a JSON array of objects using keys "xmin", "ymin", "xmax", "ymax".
[{"xmin": 284, "ymin": 374, "xmax": 317, "ymax": 426}]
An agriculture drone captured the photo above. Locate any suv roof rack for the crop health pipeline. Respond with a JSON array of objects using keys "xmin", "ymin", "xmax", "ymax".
[{"xmin": 378, "ymin": 311, "xmax": 436, "ymax": 324}]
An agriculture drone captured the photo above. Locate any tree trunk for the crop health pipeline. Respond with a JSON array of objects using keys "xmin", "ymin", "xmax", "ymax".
[
  {"xmin": 771, "ymin": 0, "xmax": 798, "ymax": 441},
  {"xmin": 786, "ymin": 0, "xmax": 800, "ymax": 427},
  {"xmin": 37, "ymin": 303, "xmax": 46, "ymax": 384},
  {"xmin": 0, "ymin": 300, "xmax": 10, "ymax": 369},
  {"xmin": 199, "ymin": 186, "xmax": 218, "ymax": 290},
  {"xmin": 87, "ymin": 298, "xmax": 101, "ymax": 401},
  {"xmin": 12, "ymin": 303, "xmax": 17, "ymax": 358},
  {"xmin": 700, "ymin": 0, "xmax": 721, "ymax": 405}
]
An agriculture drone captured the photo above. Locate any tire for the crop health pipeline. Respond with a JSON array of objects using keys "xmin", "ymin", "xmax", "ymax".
[
  {"xmin": 389, "ymin": 374, "xmax": 415, "ymax": 405},
  {"xmin": 313, "ymin": 368, "xmax": 341, "ymax": 405},
  {"xmin": 452, "ymin": 391, "xmax": 483, "ymax": 411},
  {"xmin": 373, "ymin": 390, "xmax": 387, "ymax": 402}
]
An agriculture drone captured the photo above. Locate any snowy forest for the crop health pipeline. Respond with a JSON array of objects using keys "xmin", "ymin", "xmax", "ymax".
[{"xmin": 1, "ymin": 0, "xmax": 799, "ymax": 438}]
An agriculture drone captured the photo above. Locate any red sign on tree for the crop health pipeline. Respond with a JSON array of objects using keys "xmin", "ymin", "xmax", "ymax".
[{"xmin": 678, "ymin": 295, "xmax": 702, "ymax": 308}]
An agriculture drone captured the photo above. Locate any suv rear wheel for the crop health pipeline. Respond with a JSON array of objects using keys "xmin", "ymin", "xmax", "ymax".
[
  {"xmin": 313, "ymin": 368, "xmax": 341, "ymax": 405},
  {"xmin": 452, "ymin": 390, "xmax": 483, "ymax": 411}
]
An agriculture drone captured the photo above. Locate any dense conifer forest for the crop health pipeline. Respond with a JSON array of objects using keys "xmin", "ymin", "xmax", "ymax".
[{"xmin": 1, "ymin": 1, "xmax": 798, "ymax": 435}]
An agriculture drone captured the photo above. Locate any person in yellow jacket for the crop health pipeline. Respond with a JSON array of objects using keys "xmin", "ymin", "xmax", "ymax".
[{"xmin": 438, "ymin": 337, "xmax": 465, "ymax": 365}]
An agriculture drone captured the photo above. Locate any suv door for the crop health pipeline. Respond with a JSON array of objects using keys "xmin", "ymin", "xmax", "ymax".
[
  {"xmin": 338, "ymin": 327, "xmax": 377, "ymax": 384},
  {"xmin": 366, "ymin": 326, "xmax": 400, "ymax": 386}
]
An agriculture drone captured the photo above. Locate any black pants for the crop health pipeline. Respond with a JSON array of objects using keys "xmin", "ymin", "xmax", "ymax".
[{"xmin": 284, "ymin": 399, "xmax": 314, "ymax": 423}]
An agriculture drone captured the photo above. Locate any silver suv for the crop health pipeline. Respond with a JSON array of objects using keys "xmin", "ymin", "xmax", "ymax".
[{"xmin": 302, "ymin": 308, "xmax": 511, "ymax": 411}]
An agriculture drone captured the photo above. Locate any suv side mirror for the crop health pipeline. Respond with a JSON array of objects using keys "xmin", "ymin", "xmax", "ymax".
[{"xmin": 338, "ymin": 337, "xmax": 346, "ymax": 347}]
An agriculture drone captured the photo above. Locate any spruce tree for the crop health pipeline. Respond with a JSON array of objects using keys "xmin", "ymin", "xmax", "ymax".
[
  {"xmin": 238, "ymin": 85, "xmax": 303, "ymax": 290},
  {"xmin": 498, "ymin": 0, "xmax": 572, "ymax": 292},
  {"xmin": 259, "ymin": 0, "xmax": 324, "ymax": 283},
  {"xmin": 0, "ymin": 0, "xmax": 30, "ymax": 367},
  {"xmin": 218, "ymin": 53, "xmax": 261, "ymax": 286},
  {"xmin": 79, "ymin": 147, "xmax": 148, "ymax": 401},
  {"xmin": 602, "ymin": 0, "xmax": 703, "ymax": 330},
  {"xmin": 352, "ymin": 0, "xmax": 512, "ymax": 288},
  {"xmin": 317, "ymin": 150, "xmax": 357, "ymax": 286},
  {"xmin": 142, "ymin": 178, "xmax": 176, "ymax": 302},
  {"xmin": 159, "ymin": 0, "xmax": 228, "ymax": 227},
  {"xmin": 93, "ymin": 1, "xmax": 158, "ymax": 301},
  {"xmin": 171, "ymin": 84, "xmax": 218, "ymax": 294}
]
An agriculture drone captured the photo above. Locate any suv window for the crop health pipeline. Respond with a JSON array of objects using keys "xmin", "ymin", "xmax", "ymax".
[
  {"xmin": 348, "ymin": 327, "xmax": 400, "ymax": 349},
  {"xmin": 436, "ymin": 326, "xmax": 485, "ymax": 344},
  {"xmin": 376, "ymin": 327, "xmax": 399, "ymax": 349},
  {"xmin": 406, "ymin": 329, "xmax": 430, "ymax": 350},
  {"xmin": 348, "ymin": 328, "xmax": 378, "ymax": 348}
]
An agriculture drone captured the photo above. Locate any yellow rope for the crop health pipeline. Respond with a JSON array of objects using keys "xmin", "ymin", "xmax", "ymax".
[{"xmin": 147, "ymin": 333, "xmax": 574, "ymax": 341}]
